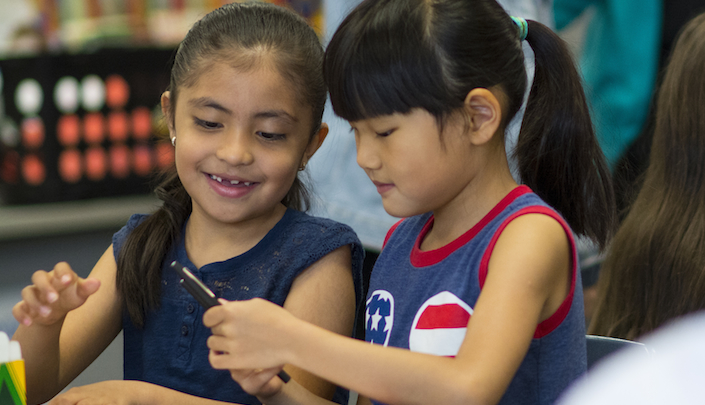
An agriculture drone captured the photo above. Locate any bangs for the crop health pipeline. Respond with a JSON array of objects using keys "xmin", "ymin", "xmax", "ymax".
[{"xmin": 324, "ymin": 0, "xmax": 457, "ymax": 122}]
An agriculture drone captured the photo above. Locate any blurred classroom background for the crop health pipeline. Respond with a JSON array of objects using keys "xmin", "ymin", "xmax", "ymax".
[{"xmin": 0, "ymin": 0, "xmax": 322, "ymax": 392}]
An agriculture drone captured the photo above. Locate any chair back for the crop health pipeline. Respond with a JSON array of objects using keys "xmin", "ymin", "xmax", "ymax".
[{"xmin": 586, "ymin": 335, "xmax": 650, "ymax": 369}]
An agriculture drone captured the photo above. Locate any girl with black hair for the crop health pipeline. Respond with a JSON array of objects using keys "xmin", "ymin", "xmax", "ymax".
[
  {"xmin": 11, "ymin": 3, "xmax": 363, "ymax": 404},
  {"xmin": 203, "ymin": 0, "xmax": 615, "ymax": 404}
]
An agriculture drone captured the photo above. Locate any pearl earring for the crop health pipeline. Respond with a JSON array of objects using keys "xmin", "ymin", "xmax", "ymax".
[{"xmin": 171, "ymin": 137, "xmax": 176, "ymax": 146}]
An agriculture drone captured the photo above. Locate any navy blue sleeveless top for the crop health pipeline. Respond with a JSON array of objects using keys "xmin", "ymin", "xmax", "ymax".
[{"xmin": 113, "ymin": 208, "xmax": 363, "ymax": 404}]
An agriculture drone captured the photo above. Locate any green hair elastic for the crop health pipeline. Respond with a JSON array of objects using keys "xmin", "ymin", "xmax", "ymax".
[{"xmin": 511, "ymin": 16, "xmax": 529, "ymax": 41}]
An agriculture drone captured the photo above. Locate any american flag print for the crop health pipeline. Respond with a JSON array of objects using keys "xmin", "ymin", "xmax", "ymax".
[
  {"xmin": 366, "ymin": 290, "xmax": 395, "ymax": 346},
  {"xmin": 409, "ymin": 291, "xmax": 473, "ymax": 356}
]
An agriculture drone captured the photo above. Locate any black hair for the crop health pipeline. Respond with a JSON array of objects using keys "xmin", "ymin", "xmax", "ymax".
[
  {"xmin": 117, "ymin": 2, "xmax": 326, "ymax": 327},
  {"xmin": 324, "ymin": 0, "xmax": 615, "ymax": 248}
]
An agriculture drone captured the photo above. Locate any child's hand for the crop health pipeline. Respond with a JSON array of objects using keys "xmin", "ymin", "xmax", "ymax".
[
  {"xmin": 204, "ymin": 298, "xmax": 293, "ymax": 372},
  {"xmin": 227, "ymin": 367, "xmax": 285, "ymax": 399},
  {"xmin": 13, "ymin": 262, "xmax": 101, "ymax": 327}
]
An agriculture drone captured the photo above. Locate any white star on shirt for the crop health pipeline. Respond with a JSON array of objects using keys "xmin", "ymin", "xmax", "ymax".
[{"xmin": 370, "ymin": 308, "xmax": 383, "ymax": 331}]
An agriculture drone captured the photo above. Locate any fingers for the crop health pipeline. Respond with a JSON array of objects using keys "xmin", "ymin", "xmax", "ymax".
[
  {"xmin": 50, "ymin": 262, "xmax": 77, "ymax": 292},
  {"xmin": 49, "ymin": 262, "xmax": 101, "ymax": 306},
  {"xmin": 13, "ymin": 262, "xmax": 100, "ymax": 327},
  {"xmin": 202, "ymin": 304, "xmax": 225, "ymax": 329},
  {"xmin": 12, "ymin": 298, "xmax": 34, "ymax": 327},
  {"xmin": 229, "ymin": 367, "xmax": 284, "ymax": 397},
  {"xmin": 203, "ymin": 298, "xmax": 264, "ymax": 331},
  {"xmin": 31, "ymin": 269, "xmax": 59, "ymax": 304},
  {"xmin": 14, "ymin": 271, "xmax": 57, "ymax": 326},
  {"xmin": 76, "ymin": 277, "xmax": 101, "ymax": 299},
  {"xmin": 207, "ymin": 336, "xmax": 233, "ymax": 369}
]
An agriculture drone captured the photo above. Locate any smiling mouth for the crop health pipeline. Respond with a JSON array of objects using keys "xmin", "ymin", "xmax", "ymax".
[{"xmin": 208, "ymin": 174, "xmax": 255, "ymax": 187}]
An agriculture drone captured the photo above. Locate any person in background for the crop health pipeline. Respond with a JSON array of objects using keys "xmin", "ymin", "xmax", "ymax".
[
  {"xmin": 611, "ymin": 0, "xmax": 705, "ymax": 217},
  {"xmin": 553, "ymin": 0, "xmax": 661, "ymax": 170},
  {"xmin": 11, "ymin": 3, "xmax": 363, "ymax": 404},
  {"xmin": 202, "ymin": 1, "xmax": 615, "ymax": 404},
  {"xmin": 588, "ymin": 12, "xmax": 705, "ymax": 341},
  {"xmin": 561, "ymin": 0, "xmax": 705, "ymax": 325},
  {"xmin": 552, "ymin": 0, "xmax": 661, "ymax": 295}
]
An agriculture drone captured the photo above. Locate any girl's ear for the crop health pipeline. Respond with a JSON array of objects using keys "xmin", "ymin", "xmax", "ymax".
[
  {"xmin": 464, "ymin": 88, "xmax": 502, "ymax": 146},
  {"xmin": 160, "ymin": 91, "xmax": 175, "ymax": 135},
  {"xmin": 303, "ymin": 123, "xmax": 329, "ymax": 162}
]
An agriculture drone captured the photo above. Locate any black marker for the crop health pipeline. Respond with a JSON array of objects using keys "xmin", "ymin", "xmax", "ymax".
[{"xmin": 170, "ymin": 261, "xmax": 291, "ymax": 383}]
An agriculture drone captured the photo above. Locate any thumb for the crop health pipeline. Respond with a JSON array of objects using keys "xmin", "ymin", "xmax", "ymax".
[
  {"xmin": 76, "ymin": 278, "xmax": 101, "ymax": 299},
  {"xmin": 203, "ymin": 304, "xmax": 225, "ymax": 328}
]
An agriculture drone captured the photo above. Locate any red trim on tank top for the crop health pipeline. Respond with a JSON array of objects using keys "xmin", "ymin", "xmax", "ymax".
[
  {"xmin": 408, "ymin": 185, "xmax": 532, "ymax": 267},
  {"xmin": 478, "ymin": 206, "xmax": 577, "ymax": 339},
  {"xmin": 382, "ymin": 219, "xmax": 405, "ymax": 249}
]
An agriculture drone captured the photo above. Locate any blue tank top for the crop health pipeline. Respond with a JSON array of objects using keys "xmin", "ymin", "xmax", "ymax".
[
  {"xmin": 365, "ymin": 186, "xmax": 587, "ymax": 405},
  {"xmin": 113, "ymin": 208, "xmax": 364, "ymax": 404}
]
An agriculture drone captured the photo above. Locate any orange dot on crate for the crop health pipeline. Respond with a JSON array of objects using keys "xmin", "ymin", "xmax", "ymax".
[
  {"xmin": 108, "ymin": 110, "xmax": 129, "ymax": 142},
  {"xmin": 110, "ymin": 144, "xmax": 130, "ymax": 179},
  {"xmin": 132, "ymin": 106, "xmax": 152, "ymax": 140},
  {"xmin": 1, "ymin": 150, "xmax": 20, "ymax": 184},
  {"xmin": 22, "ymin": 154, "xmax": 46, "ymax": 186},
  {"xmin": 57, "ymin": 114, "xmax": 81, "ymax": 146},
  {"xmin": 21, "ymin": 117, "xmax": 45, "ymax": 149},
  {"xmin": 59, "ymin": 148, "xmax": 82, "ymax": 183},
  {"xmin": 85, "ymin": 146, "xmax": 107, "ymax": 181},
  {"xmin": 155, "ymin": 142, "xmax": 175, "ymax": 169},
  {"xmin": 84, "ymin": 112, "xmax": 105, "ymax": 144},
  {"xmin": 106, "ymin": 74, "xmax": 130, "ymax": 109},
  {"xmin": 133, "ymin": 144, "xmax": 152, "ymax": 176}
]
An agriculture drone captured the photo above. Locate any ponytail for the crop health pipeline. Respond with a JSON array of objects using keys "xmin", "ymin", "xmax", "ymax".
[
  {"xmin": 116, "ymin": 169, "xmax": 191, "ymax": 327},
  {"xmin": 517, "ymin": 20, "xmax": 616, "ymax": 249}
]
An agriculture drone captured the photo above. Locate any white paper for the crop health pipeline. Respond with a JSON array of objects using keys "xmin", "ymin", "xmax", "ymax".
[
  {"xmin": 0, "ymin": 331, "xmax": 9, "ymax": 363},
  {"xmin": 0, "ymin": 331, "xmax": 22, "ymax": 363}
]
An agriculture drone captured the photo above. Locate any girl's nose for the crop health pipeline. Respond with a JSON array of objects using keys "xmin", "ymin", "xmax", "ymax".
[
  {"xmin": 355, "ymin": 133, "xmax": 381, "ymax": 170},
  {"xmin": 216, "ymin": 129, "xmax": 254, "ymax": 166}
]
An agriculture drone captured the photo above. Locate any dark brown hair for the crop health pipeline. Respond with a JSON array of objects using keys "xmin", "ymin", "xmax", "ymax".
[
  {"xmin": 589, "ymin": 13, "xmax": 705, "ymax": 340},
  {"xmin": 117, "ymin": 2, "xmax": 326, "ymax": 327},
  {"xmin": 324, "ymin": 0, "xmax": 615, "ymax": 247}
]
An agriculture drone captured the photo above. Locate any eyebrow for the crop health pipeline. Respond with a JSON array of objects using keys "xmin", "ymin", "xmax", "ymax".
[
  {"xmin": 188, "ymin": 97, "xmax": 232, "ymax": 114},
  {"xmin": 187, "ymin": 97, "xmax": 299, "ymax": 123},
  {"xmin": 254, "ymin": 110, "xmax": 299, "ymax": 123}
]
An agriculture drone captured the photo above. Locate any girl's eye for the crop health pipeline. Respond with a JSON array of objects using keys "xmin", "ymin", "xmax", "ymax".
[
  {"xmin": 257, "ymin": 131, "xmax": 285, "ymax": 140},
  {"xmin": 376, "ymin": 129, "xmax": 394, "ymax": 137},
  {"xmin": 194, "ymin": 117, "xmax": 221, "ymax": 130}
]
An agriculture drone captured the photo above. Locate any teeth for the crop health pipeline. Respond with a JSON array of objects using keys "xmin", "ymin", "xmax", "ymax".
[
  {"xmin": 210, "ymin": 174, "xmax": 252, "ymax": 186},
  {"xmin": 229, "ymin": 180, "xmax": 252, "ymax": 186}
]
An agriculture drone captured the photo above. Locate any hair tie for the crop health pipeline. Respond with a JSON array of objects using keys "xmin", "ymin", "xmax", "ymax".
[{"xmin": 511, "ymin": 16, "xmax": 528, "ymax": 41}]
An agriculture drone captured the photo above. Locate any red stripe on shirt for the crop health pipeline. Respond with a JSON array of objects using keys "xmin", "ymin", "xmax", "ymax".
[
  {"xmin": 415, "ymin": 303, "xmax": 471, "ymax": 329},
  {"xmin": 410, "ymin": 185, "xmax": 532, "ymax": 267}
]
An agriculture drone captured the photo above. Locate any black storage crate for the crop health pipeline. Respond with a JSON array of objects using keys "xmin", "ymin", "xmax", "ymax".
[{"xmin": 0, "ymin": 48, "xmax": 175, "ymax": 205}]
